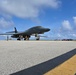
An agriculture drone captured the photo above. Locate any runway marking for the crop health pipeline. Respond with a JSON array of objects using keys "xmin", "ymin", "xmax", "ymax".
[{"xmin": 44, "ymin": 55, "xmax": 76, "ymax": 75}]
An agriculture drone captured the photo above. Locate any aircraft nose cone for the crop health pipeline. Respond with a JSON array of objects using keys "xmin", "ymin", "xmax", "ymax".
[
  {"xmin": 48, "ymin": 28, "xmax": 50, "ymax": 31},
  {"xmin": 46, "ymin": 28, "xmax": 50, "ymax": 31}
]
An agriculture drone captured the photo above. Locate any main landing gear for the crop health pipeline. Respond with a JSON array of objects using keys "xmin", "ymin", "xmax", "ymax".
[
  {"xmin": 17, "ymin": 35, "xmax": 23, "ymax": 41},
  {"xmin": 17, "ymin": 35, "xmax": 30, "ymax": 41},
  {"xmin": 24, "ymin": 36, "xmax": 30, "ymax": 40}
]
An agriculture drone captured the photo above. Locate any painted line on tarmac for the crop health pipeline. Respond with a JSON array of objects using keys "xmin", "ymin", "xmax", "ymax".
[{"xmin": 44, "ymin": 55, "xmax": 76, "ymax": 75}]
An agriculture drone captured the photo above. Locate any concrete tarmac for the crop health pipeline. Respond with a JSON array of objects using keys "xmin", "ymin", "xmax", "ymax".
[{"xmin": 0, "ymin": 41, "xmax": 76, "ymax": 75}]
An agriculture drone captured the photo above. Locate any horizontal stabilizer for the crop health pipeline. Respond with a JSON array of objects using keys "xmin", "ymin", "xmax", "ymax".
[
  {"xmin": 6, "ymin": 31, "xmax": 16, "ymax": 33},
  {"xmin": 6, "ymin": 27, "xmax": 18, "ymax": 33}
]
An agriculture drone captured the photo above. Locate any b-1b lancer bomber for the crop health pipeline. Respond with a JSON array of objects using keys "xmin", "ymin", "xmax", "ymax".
[{"xmin": 0, "ymin": 26, "xmax": 50, "ymax": 40}]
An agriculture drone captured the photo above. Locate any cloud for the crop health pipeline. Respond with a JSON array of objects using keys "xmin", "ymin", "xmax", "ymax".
[
  {"xmin": 0, "ymin": 17, "xmax": 14, "ymax": 29},
  {"xmin": 73, "ymin": 16, "xmax": 76, "ymax": 25},
  {"xmin": 55, "ymin": 17, "xmax": 76, "ymax": 39},
  {"xmin": 0, "ymin": 0, "xmax": 61, "ymax": 18},
  {"xmin": 72, "ymin": 34, "xmax": 76, "ymax": 37},
  {"xmin": 62, "ymin": 20, "xmax": 72, "ymax": 31}
]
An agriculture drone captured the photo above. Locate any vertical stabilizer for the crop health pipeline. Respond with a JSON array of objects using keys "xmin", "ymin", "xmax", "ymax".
[{"xmin": 14, "ymin": 27, "xmax": 18, "ymax": 33}]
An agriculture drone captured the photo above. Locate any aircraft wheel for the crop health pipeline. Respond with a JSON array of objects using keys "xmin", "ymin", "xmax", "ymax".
[
  {"xmin": 24, "ymin": 38, "xmax": 26, "ymax": 40},
  {"xmin": 36, "ymin": 38, "xmax": 40, "ymax": 40},
  {"xmin": 24, "ymin": 39, "xmax": 26, "ymax": 40},
  {"xmin": 17, "ymin": 38, "xmax": 21, "ymax": 40},
  {"xmin": 36, "ymin": 39, "xmax": 39, "ymax": 40}
]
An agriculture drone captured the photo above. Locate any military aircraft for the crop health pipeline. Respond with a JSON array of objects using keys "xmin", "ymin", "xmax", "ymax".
[{"xmin": 0, "ymin": 26, "xmax": 50, "ymax": 40}]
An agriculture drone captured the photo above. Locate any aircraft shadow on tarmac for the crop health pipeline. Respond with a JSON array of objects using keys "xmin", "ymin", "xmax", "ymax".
[{"xmin": 10, "ymin": 48, "xmax": 76, "ymax": 75}]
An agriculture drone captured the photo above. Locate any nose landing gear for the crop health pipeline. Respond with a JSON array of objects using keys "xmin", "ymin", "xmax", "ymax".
[{"xmin": 35, "ymin": 34, "xmax": 40, "ymax": 40}]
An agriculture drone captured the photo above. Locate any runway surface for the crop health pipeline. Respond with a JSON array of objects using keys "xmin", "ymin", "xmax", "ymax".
[{"xmin": 0, "ymin": 41, "xmax": 76, "ymax": 75}]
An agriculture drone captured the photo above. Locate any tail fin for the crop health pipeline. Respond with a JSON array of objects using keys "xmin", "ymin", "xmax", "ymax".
[{"xmin": 14, "ymin": 27, "xmax": 17, "ymax": 33}]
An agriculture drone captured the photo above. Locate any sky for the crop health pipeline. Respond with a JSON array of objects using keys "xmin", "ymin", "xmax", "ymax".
[{"xmin": 0, "ymin": 0, "xmax": 76, "ymax": 40}]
